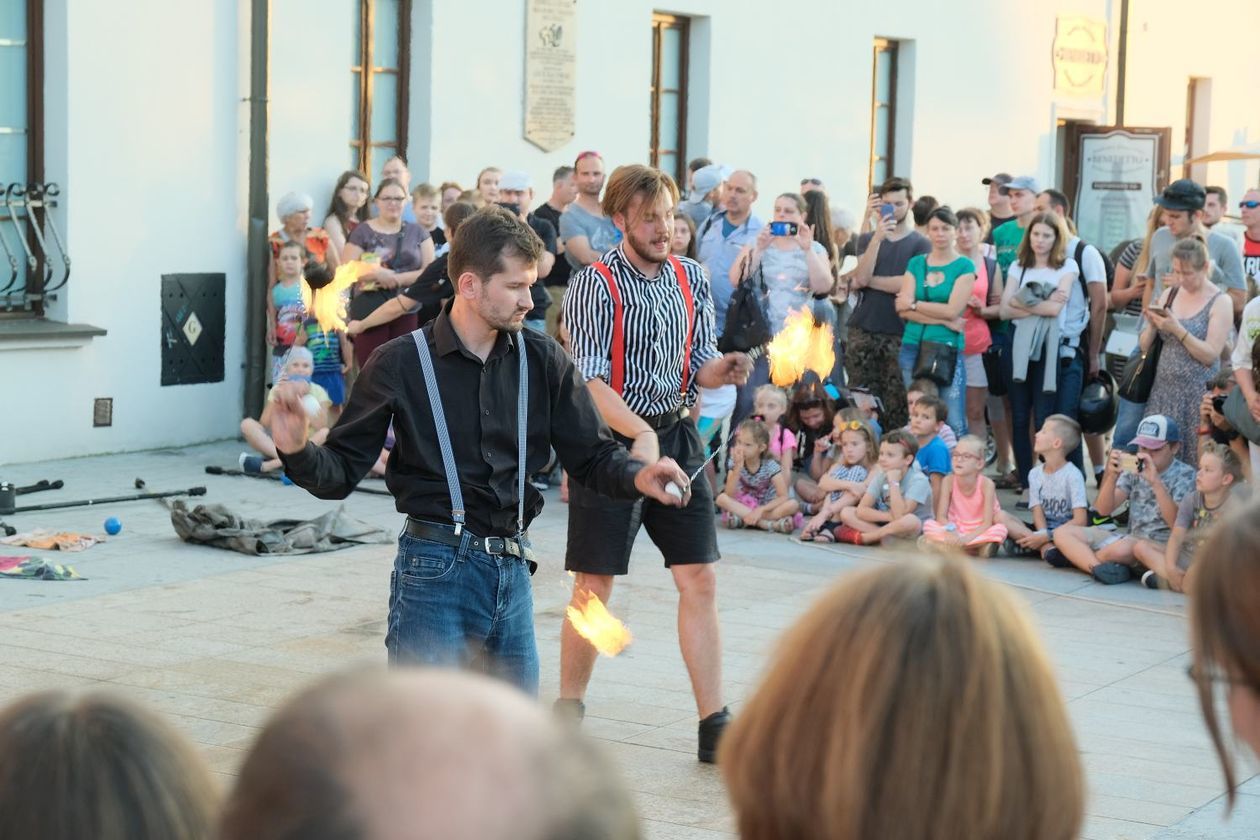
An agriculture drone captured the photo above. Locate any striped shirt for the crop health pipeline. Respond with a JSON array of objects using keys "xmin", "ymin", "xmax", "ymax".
[{"xmin": 564, "ymin": 245, "xmax": 722, "ymax": 416}]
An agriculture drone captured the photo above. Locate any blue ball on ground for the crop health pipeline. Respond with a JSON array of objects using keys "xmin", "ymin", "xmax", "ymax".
[{"xmin": 104, "ymin": 517, "xmax": 122, "ymax": 536}]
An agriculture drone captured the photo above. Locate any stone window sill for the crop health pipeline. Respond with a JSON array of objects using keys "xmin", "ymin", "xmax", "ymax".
[{"xmin": 0, "ymin": 318, "xmax": 108, "ymax": 350}]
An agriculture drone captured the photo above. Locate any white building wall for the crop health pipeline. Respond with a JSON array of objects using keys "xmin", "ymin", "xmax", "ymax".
[
  {"xmin": 4, "ymin": 0, "xmax": 1258, "ymax": 465},
  {"xmin": 1123, "ymin": 3, "xmax": 1260, "ymax": 201},
  {"xmin": 270, "ymin": 0, "xmax": 357, "ymax": 226},
  {"xmin": 1, "ymin": 0, "xmax": 246, "ymax": 464}
]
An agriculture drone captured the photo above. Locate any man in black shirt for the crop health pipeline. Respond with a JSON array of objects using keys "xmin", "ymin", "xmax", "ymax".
[
  {"xmin": 272, "ymin": 206, "xmax": 691, "ymax": 695},
  {"xmin": 534, "ymin": 166, "xmax": 577, "ymax": 338}
]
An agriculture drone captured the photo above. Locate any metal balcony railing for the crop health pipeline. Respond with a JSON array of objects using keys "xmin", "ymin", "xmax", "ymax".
[{"xmin": 1, "ymin": 183, "xmax": 71, "ymax": 313}]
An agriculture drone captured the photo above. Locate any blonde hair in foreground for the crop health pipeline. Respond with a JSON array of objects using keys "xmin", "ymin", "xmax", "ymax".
[
  {"xmin": 1190, "ymin": 497, "xmax": 1260, "ymax": 806},
  {"xmin": 720, "ymin": 555, "xmax": 1084, "ymax": 840}
]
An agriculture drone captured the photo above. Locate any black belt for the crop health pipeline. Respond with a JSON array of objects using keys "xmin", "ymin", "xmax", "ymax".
[
  {"xmin": 641, "ymin": 407, "xmax": 689, "ymax": 430},
  {"xmin": 404, "ymin": 519, "xmax": 537, "ymax": 572}
]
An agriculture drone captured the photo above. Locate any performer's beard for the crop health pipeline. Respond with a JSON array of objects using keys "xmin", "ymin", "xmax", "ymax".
[{"xmin": 625, "ymin": 228, "xmax": 670, "ymax": 268}]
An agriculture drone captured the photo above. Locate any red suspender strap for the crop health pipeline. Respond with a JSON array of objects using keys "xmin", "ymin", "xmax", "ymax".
[
  {"xmin": 670, "ymin": 255, "xmax": 695, "ymax": 395},
  {"xmin": 591, "ymin": 261, "xmax": 625, "ymax": 395}
]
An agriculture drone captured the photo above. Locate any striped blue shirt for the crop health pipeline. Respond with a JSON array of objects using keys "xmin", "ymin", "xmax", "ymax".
[{"xmin": 564, "ymin": 245, "xmax": 722, "ymax": 416}]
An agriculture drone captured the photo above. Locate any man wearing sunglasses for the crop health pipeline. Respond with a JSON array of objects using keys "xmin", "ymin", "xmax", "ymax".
[{"xmin": 1241, "ymin": 189, "xmax": 1260, "ymax": 300}]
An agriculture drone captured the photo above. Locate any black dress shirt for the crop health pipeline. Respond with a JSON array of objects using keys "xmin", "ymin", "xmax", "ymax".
[{"xmin": 279, "ymin": 304, "xmax": 643, "ymax": 536}]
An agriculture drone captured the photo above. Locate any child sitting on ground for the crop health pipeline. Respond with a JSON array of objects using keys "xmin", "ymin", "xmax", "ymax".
[
  {"xmin": 752, "ymin": 384, "xmax": 797, "ymax": 477},
  {"xmin": 268, "ymin": 241, "xmax": 307, "ymax": 384},
  {"xmin": 294, "ymin": 281, "xmax": 352, "ymax": 423},
  {"xmin": 1133, "ymin": 442, "xmax": 1247, "ymax": 592},
  {"xmin": 922, "ymin": 435, "xmax": 1007, "ymax": 556},
  {"xmin": 789, "ymin": 379, "xmax": 837, "ymax": 508},
  {"xmin": 999, "ymin": 414, "xmax": 1087, "ymax": 563},
  {"xmin": 239, "ymin": 347, "xmax": 331, "ymax": 473},
  {"xmin": 909, "ymin": 395, "xmax": 952, "ymax": 500},
  {"xmin": 798, "ymin": 408, "xmax": 864, "ymax": 514},
  {"xmin": 1052, "ymin": 415, "xmax": 1197, "ymax": 585},
  {"xmin": 905, "ymin": 378, "xmax": 957, "ymax": 450},
  {"xmin": 800, "ymin": 417, "xmax": 877, "ymax": 542},
  {"xmin": 835, "ymin": 430, "xmax": 934, "ymax": 545},
  {"xmin": 717, "ymin": 418, "xmax": 801, "ymax": 533}
]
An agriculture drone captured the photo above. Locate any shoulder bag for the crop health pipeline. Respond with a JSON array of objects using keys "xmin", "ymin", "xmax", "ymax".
[
  {"xmin": 719, "ymin": 250, "xmax": 773, "ymax": 353},
  {"xmin": 1117, "ymin": 286, "xmax": 1178, "ymax": 403}
]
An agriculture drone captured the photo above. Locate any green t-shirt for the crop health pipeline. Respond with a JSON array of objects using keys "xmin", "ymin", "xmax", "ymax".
[
  {"xmin": 901, "ymin": 254, "xmax": 974, "ymax": 350},
  {"xmin": 991, "ymin": 219, "xmax": 1025, "ymax": 275}
]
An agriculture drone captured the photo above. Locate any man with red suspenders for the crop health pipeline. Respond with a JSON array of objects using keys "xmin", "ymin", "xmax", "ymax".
[{"xmin": 560, "ymin": 164, "xmax": 752, "ymax": 762}]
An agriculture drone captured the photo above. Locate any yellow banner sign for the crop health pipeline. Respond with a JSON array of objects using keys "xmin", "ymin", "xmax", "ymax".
[{"xmin": 1053, "ymin": 15, "xmax": 1108, "ymax": 98}]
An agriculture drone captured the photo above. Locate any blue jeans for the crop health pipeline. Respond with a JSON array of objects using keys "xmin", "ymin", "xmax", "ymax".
[
  {"xmin": 1009, "ymin": 349, "xmax": 1085, "ymax": 486},
  {"xmin": 899, "ymin": 342, "xmax": 967, "ymax": 437},
  {"xmin": 386, "ymin": 530, "xmax": 539, "ymax": 695}
]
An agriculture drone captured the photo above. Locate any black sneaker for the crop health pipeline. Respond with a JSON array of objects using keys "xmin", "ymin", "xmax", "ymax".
[
  {"xmin": 1092, "ymin": 562, "xmax": 1132, "ymax": 585},
  {"xmin": 530, "ymin": 473, "xmax": 551, "ymax": 491},
  {"xmin": 698, "ymin": 706, "xmax": 731, "ymax": 764},
  {"xmin": 553, "ymin": 698, "xmax": 586, "ymax": 724},
  {"xmin": 1140, "ymin": 570, "xmax": 1163, "ymax": 590},
  {"xmin": 1043, "ymin": 547, "xmax": 1071, "ymax": 568}
]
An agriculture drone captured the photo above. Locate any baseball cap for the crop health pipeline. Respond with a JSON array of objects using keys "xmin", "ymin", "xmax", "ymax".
[
  {"xmin": 498, "ymin": 170, "xmax": 532, "ymax": 192},
  {"xmin": 1154, "ymin": 178, "xmax": 1206, "ymax": 212},
  {"xmin": 690, "ymin": 164, "xmax": 727, "ymax": 198},
  {"xmin": 1003, "ymin": 175, "xmax": 1041, "ymax": 194},
  {"xmin": 981, "ymin": 172, "xmax": 1012, "ymax": 187},
  {"xmin": 1133, "ymin": 415, "xmax": 1181, "ymax": 449}
]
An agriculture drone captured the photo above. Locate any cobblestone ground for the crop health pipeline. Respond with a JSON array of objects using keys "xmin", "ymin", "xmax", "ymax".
[{"xmin": 2, "ymin": 441, "xmax": 1258, "ymax": 839}]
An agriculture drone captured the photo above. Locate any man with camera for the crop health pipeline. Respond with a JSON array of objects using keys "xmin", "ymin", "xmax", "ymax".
[{"xmin": 1198, "ymin": 371, "xmax": 1251, "ymax": 479}]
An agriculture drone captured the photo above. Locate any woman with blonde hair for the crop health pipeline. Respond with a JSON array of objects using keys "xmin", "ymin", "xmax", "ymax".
[
  {"xmin": 1190, "ymin": 499, "xmax": 1260, "ymax": 808},
  {"xmin": 721, "ymin": 555, "xmax": 1083, "ymax": 840},
  {"xmin": 0, "ymin": 690, "xmax": 219, "ymax": 840}
]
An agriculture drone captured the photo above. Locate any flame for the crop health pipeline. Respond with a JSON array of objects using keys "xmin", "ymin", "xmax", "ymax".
[
  {"xmin": 766, "ymin": 307, "xmax": 835, "ymax": 386},
  {"xmin": 566, "ymin": 589, "xmax": 633, "ymax": 657},
  {"xmin": 300, "ymin": 259, "xmax": 376, "ymax": 334}
]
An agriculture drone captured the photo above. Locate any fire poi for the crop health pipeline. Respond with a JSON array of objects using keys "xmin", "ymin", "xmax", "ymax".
[
  {"xmin": 766, "ymin": 306, "xmax": 835, "ymax": 386},
  {"xmin": 566, "ymin": 589, "xmax": 633, "ymax": 657},
  {"xmin": 300, "ymin": 258, "xmax": 376, "ymax": 334}
]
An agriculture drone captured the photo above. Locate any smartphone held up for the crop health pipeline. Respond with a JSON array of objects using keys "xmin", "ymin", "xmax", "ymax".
[{"xmin": 769, "ymin": 221, "xmax": 799, "ymax": 237}]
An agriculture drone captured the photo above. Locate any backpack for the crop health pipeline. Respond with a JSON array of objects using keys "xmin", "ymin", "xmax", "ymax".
[{"xmin": 1074, "ymin": 239, "xmax": 1116, "ymax": 301}]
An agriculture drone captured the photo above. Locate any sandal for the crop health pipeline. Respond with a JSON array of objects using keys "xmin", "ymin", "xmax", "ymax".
[
  {"xmin": 813, "ymin": 529, "xmax": 836, "ymax": 543},
  {"xmin": 799, "ymin": 528, "xmax": 817, "ymax": 542},
  {"xmin": 993, "ymin": 471, "xmax": 1022, "ymax": 490},
  {"xmin": 771, "ymin": 516, "xmax": 796, "ymax": 534}
]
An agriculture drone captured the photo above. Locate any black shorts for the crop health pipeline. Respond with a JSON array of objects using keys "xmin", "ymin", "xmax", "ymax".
[{"xmin": 565, "ymin": 415, "xmax": 719, "ymax": 576}]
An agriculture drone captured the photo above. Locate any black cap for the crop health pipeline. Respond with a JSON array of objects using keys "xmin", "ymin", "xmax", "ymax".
[
  {"xmin": 1154, "ymin": 179, "xmax": 1207, "ymax": 212},
  {"xmin": 981, "ymin": 173, "xmax": 1012, "ymax": 186}
]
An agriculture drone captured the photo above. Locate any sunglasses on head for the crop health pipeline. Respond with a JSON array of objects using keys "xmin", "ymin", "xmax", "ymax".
[
  {"xmin": 801, "ymin": 178, "xmax": 823, "ymax": 186},
  {"xmin": 835, "ymin": 420, "xmax": 866, "ymax": 431},
  {"xmin": 1240, "ymin": 200, "xmax": 1260, "ymax": 209}
]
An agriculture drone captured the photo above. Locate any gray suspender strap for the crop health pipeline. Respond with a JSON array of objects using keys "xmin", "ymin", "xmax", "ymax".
[
  {"xmin": 515, "ymin": 332, "xmax": 527, "ymax": 534},
  {"xmin": 412, "ymin": 328, "xmax": 528, "ymax": 538}
]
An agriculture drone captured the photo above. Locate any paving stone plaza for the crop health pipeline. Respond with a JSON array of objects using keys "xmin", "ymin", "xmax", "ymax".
[{"xmin": 1, "ymin": 440, "xmax": 1258, "ymax": 839}]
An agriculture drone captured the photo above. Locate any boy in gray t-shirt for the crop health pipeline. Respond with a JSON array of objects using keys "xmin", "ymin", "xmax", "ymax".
[{"xmin": 836, "ymin": 430, "xmax": 932, "ymax": 545}]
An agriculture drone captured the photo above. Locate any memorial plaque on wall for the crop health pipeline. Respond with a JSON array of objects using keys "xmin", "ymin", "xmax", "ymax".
[{"xmin": 524, "ymin": 0, "xmax": 576, "ymax": 152}]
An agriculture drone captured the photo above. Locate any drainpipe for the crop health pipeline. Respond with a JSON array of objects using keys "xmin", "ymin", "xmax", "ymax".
[
  {"xmin": 243, "ymin": 0, "xmax": 270, "ymax": 420},
  {"xmin": 1115, "ymin": 0, "xmax": 1129, "ymax": 125}
]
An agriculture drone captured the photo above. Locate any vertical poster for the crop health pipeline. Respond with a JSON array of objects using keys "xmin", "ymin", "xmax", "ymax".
[
  {"xmin": 524, "ymin": 0, "xmax": 577, "ymax": 152},
  {"xmin": 1076, "ymin": 131, "xmax": 1160, "ymax": 256}
]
